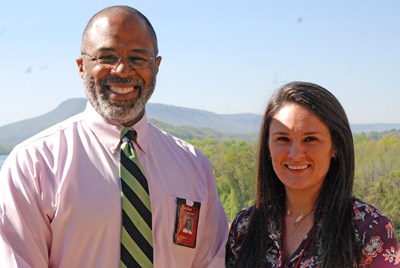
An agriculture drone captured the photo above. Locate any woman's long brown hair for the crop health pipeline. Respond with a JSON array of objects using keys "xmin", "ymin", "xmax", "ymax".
[{"xmin": 235, "ymin": 81, "xmax": 361, "ymax": 267}]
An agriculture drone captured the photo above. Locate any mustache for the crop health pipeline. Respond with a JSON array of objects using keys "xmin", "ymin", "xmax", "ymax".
[{"xmin": 99, "ymin": 76, "xmax": 144, "ymax": 86}]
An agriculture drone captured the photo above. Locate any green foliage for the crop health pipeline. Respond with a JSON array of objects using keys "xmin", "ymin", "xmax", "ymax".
[
  {"xmin": 191, "ymin": 139, "xmax": 257, "ymax": 221},
  {"xmin": 353, "ymin": 130, "xmax": 400, "ymax": 242},
  {"xmin": 354, "ymin": 131, "xmax": 400, "ymax": 197},
  {"xmin": 149, "ymin": 119, "xmax": 257, "ymax": 142},
  {"xmin": 366, "ymin": 170, "xmax": 400, "ymax": 224}
]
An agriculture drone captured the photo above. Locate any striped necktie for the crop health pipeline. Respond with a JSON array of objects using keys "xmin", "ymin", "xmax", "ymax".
[{"xmin": 119, "ymin": 127, "xmax": 153, "ymax": 268}]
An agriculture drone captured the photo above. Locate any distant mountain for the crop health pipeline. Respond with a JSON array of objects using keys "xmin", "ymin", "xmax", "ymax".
[
  {"xmin": 1, "ymin": 98, "xmax": 399, "ymax": 151},
  {"xmin": 146, "ymin": 103, "xmax": 261, "ymax": 133},
  {"xmin": 0, "ymin": 98, "xmax": 87, "ymax": 145},
  {"xmin": 0, "ymin": 98, "xmax": 261, "ymax": 148},
  {"xmin": 350, "ymin": 123, "xmax": 400, "ymax": 133}
]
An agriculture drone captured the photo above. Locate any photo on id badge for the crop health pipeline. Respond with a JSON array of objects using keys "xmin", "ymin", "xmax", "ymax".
[{"xmin": 173, "ymin": 197, "xmax": 201, "ymax": 248}]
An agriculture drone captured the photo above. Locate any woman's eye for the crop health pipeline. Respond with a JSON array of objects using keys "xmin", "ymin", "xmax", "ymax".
[
  {"xmin": 304, "ymin": 136, "xmax": 318, "ymax": 142},
  {"xmin": 277, "ymin": 137, "xmax": 290, "ymax": 142}
]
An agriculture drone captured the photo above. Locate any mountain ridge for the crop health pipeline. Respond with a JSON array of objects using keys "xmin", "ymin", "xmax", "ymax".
[
  {"xmin": 1, "ymin": 98, "xmax": 399, "ymax": 150},
  {"xmin": 0, "ymin": 98, "xmax": 261, "ymax": 147}
]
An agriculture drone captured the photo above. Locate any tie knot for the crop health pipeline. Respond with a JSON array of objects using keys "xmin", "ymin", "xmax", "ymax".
[{"xmin": 121, "ymin": 127, "xmax": 137, "ymax": 143}]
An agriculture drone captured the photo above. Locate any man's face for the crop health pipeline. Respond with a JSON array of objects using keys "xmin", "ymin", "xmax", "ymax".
[{"xmin": 77, "ymin": 13, "xmax": 161, "ymax": 126}]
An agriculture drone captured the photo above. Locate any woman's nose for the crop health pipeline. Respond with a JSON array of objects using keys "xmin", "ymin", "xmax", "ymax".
[{"xmin": 288, "ymin": 142, "xmax": 305, "ymax": 159}]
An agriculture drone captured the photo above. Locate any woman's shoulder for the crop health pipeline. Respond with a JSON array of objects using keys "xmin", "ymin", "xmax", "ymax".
[
  {"xmin": 352, "ymin": 198, "xmax": 399, "ymax": 266},
  {"xmin": 352, "ymin": 198, "xmax": 395, "ymax": 236},
  {"xmin": 352, "ymin": 198, "xmax": 393, "ymax": 227},
  {"xmin": 230, "ymin": 206, "xmax": 255, "ymax": 233},
  {"xmin": 226, "ymin": 206, "xmax": 256, "ymax": 267}
]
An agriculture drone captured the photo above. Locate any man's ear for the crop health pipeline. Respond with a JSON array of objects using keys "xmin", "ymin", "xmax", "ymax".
[
  {"xmin": 154, "ymin": 56, "xmax": 162, "ymax": 75},
  {"xmin": 76, "ymin": 57, "xmax": 84, "ymax": 78}
]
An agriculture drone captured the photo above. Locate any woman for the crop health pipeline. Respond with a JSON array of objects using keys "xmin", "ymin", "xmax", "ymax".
[{"xmin": 226, "ymin": 81, "xmax": 399, "ymax": 267}]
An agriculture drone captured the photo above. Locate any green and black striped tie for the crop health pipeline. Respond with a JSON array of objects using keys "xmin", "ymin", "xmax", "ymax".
[{"xmin": 119, "ymin": 127, "xmax": 153, "ymax": 268}]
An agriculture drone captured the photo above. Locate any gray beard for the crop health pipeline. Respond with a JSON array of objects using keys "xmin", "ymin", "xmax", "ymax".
[{"xmin": 83, "ymin": 75, "xmax": 156, "ymax": 125}]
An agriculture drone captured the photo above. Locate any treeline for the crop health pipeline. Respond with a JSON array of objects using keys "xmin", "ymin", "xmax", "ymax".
[{"xmin": 191, "ymin": 130, "xmax": 400, "ymax": 241}]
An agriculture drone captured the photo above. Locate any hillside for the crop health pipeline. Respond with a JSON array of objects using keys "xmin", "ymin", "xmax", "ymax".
[
  {"xmin": 0, "ymin": 98, "xmax": 260, "ymax": 152},
  {"xmin": 0, "ymin": 99, "xmax": 86, "ymax": 145},
  {"xmin": 146, "ymin": 103, "xmax": 261, "ymax": 133}
]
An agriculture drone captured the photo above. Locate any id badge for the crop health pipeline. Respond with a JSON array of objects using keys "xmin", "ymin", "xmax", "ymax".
[{"xmin": 173, "ymin": 197, "xmax": 201, "ymax": 248}]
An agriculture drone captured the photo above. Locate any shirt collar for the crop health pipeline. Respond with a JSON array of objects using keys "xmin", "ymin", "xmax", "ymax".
[
  {"xmin": 83, "ymin": 102, "xmax": 149, "ymax": 154},
  {"xmin": 130, "ymin": 110, "xmax": 149, "ymax": 154}
]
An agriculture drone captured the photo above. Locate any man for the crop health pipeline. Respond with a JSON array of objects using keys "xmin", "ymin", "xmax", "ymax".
[{"xmin": 0, "ymin": 5, "xmax": 228, "ymax": 267}]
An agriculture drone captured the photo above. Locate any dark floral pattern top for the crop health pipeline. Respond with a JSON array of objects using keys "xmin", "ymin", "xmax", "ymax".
[{"xmin": 226, "ymin": 199, "xmax": 400, "ymax": 267}]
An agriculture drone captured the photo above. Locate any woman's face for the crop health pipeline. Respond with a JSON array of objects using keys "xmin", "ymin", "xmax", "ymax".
[{"xmin": 268, "ymin": 103, "xmax": 335, "ymax": 194}]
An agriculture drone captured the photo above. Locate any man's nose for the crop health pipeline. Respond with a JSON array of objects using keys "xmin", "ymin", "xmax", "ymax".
[{"xmin": 111, "ymin": 59, "xmax": 137, "ymax": 77}]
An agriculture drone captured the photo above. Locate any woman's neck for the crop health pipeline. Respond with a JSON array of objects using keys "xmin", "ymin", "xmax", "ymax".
[{"xmin": 285, "ymin": 188, "xmax": 318, "ymax": 217}]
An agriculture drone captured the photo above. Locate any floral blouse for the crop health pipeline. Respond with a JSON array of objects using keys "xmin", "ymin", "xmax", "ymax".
[{"xmin": 226, "ymin": 199, "xmax": 400, "ymax": 267}]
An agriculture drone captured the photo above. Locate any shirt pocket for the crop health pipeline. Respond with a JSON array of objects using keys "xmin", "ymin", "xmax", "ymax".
[{"xmin": 167, "ymin": 196, "xmax": 208, "ymax": 254}]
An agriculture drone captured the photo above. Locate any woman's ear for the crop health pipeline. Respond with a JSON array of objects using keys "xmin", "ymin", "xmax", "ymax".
[{"xmin": 331, "ymin": 148, "xmax": 337, "ymax": 158}]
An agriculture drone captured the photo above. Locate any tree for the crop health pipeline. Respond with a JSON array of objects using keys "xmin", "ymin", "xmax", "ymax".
[{"xmin": 191, "ymin": 139, "xmax": 256, "ymax": 221}]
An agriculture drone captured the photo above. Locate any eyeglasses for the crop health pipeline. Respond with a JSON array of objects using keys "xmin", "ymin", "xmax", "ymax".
[{"xmin": 81, "ymin": 52, "xmax": 155, "ymax": 70}]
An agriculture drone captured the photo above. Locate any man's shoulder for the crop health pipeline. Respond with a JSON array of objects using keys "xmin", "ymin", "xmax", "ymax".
[{"xmin": 16, "ymin": 113, "xmax": 84, "ymax": 150}]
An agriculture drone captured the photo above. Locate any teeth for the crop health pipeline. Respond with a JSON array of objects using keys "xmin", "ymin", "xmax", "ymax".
[
  {"xmin": 287, "ymin": 165, "xmax": 308, "ymax": 170},
  {"xmin": 109, "ymin": 87, "xmax": 135, "ymax": 94}
]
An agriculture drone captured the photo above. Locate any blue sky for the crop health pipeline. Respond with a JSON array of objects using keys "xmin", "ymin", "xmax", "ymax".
[{"xmin": 1, "ymin": 0, "xmax": 399, "ymax": 127}]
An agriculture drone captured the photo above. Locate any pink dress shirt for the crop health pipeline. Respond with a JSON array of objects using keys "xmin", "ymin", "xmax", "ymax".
[{"xmin": 0, "ymin": 103, "xmax": 228, "ymax": 268}]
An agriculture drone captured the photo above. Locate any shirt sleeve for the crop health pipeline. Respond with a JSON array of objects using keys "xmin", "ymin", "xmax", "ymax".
[
  {"xmin": 354, "ymin": 201, "xmax": 400, "ymax": 267},
  {"xmin": 191, "ymin": 159, "xmax": 229, "ymax": 268},
  {"xmin": 0, "ymin": 148, "xmax": 52, "ymax": 268}
]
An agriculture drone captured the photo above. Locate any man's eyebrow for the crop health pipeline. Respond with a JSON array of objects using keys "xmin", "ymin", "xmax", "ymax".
[
  {"xmin": 97, "ymin": 47, "xmax": 114, "ymax": 52},
  {"xmin": 96, "ymin": 48, "xmax": 152, "ymax": 55},
  {"xmin": 129, "ymin": 49, "xmax": 152, "ymax": 55}
]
